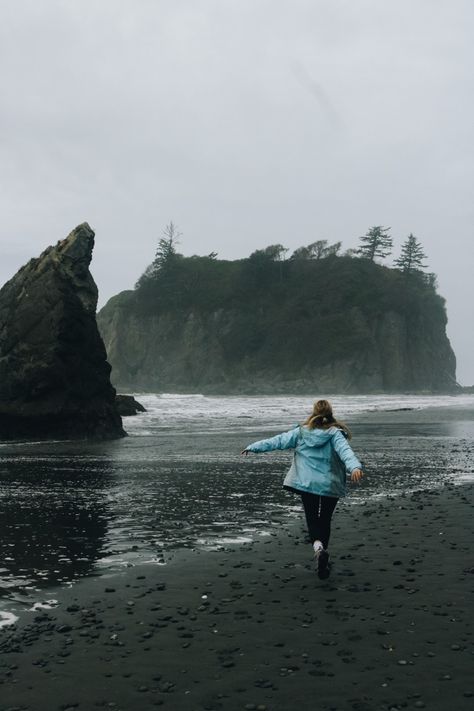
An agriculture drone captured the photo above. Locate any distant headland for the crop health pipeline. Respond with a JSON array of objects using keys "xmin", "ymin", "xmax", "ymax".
[{"xmin": 98, "ymin": 225, "xmax": 458, "ymax": 394}]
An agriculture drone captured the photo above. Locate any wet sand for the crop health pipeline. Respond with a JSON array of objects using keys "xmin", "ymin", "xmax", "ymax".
[{"xmin": 1, "ymin": 479, "xmax": 473, "ymax": 711}]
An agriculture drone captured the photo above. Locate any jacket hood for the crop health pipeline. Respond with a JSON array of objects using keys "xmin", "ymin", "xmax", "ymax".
[{"xmin": 298, "ymin": 425, "xmax": 341, "ymax": 448}]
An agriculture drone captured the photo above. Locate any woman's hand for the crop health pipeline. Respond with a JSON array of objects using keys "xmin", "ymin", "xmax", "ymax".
[
  {"xmin": 351, "ymin": 468, "xmax": 364, "ymax": 483},
  {"xmin": 241, "ymin": 449, "xmax": 250, "ymax": 456}
]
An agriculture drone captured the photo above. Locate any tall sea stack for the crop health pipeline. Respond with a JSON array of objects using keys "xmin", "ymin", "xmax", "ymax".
[{"xmin": 0, "ymin": 223, "xmax": 125, "ymax": 440}]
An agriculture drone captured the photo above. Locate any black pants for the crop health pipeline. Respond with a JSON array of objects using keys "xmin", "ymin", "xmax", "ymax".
[{"xmin": 301, "ymin": 492, "xmax": 339, "ymax": 549}]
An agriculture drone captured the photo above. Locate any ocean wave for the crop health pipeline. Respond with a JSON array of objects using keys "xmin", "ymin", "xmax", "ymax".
[{"xmin": 124, "ymin": 393, "xmax": 474, "ymax": 435}]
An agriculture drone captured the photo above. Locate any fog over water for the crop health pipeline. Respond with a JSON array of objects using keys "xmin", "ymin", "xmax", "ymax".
[{"xmin": 1, "ymin": 1, "xmax": 473, "ymax": 382}]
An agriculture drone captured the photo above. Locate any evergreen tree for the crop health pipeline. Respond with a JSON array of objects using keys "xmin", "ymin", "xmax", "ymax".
[
  {"xmin": 152, "ymin": 221, "xmax": 181, "ymax": 276},
  {"xmin": 307, "ymin": 240, "xmax": 329, "ymax": 259},
  {"xmin": 247, "ymin": 244, "xmax": 288, "ymax": 286},
  {"xmin": 424, "ymin": 272, "xmax": 438, "ymax": 290},
  {"xmin": 135, "ymin": 263, "xmax": 155, "ymax": 289},
  {"xmin": 290, "ymin": 240, "xmax": 341, "ymax": 260},
  {"xmin": 394, "ymin": 233, "xmax": 427, "ymax": 274},
  {"xmin": 356, "ymin": 225, "xmax": 392, "ymax": 261},
  {"xmin": 290, "ymin": 245, "xmax": 312, "ymax": 260},
  {"xmin": 323, "ymin": 241, "xmax": 342, "ymax": 258},
  {"xmin": 250, "ymin": 244, "xmax": 288, "ymax": 261}
]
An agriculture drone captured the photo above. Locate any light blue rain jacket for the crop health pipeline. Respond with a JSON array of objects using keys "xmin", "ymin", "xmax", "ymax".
[{"xmin": 246, "ymin": 425, "xmax": 362, "ymax": 498}]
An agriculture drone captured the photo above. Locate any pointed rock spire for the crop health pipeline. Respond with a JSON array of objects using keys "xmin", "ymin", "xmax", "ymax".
[{"xmin": 0, "ymin": 223, "xmax": 125, "ymax": 440}]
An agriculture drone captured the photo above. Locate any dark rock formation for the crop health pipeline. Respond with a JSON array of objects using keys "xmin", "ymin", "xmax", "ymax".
[
  {"xmin": 97, "ymin": 255, "xmax": 458, "ymax": 395},
  {"xmin": 0, "ymin": 223, "xmax": 125, "ymax": 440},
  {"xmin": 115, "ymin": 395, "xmax": 146, "ymax": 416}
]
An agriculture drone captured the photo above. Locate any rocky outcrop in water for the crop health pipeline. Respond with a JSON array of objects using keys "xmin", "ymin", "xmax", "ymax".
[
  {"xmin": 116, "ymin": 395, "xmax": 146, "ymax": 416},
  {"xmin": 0, "ymin": 223, "xmax": 125, "ymax": 440},
  {"xmin": 97, "ymin": 254, "xmax": 458, "ymax": 394}
]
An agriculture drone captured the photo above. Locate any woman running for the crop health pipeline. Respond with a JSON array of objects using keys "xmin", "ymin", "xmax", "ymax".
[{"xmin": 241, "ymin": 399, "xmax": 364, "ymax": 578}]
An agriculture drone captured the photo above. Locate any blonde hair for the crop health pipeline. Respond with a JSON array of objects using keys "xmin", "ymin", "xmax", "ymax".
[{"xmin": 303, "ymin": 399, "xmax": 351, "ymax": 439}]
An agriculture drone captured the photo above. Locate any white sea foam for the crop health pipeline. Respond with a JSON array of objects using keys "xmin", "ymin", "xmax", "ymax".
[
  {"xmin": 124, "ymin": 393, "xmax": 474, "ymax": 436},
  {"xmin": 196, "ymin": 535, "xmax": 253, "ymax": 547},
  {"xmin": 0, "ymin": 611, "xmax": 19, "ymax": 628},
  {"xmin": 454, "ymin": 472, "xmax": 474, "ymax": 483},
  {"xmin": 29, "ymin": 599, "xmax": 59, "ymax": 611}
]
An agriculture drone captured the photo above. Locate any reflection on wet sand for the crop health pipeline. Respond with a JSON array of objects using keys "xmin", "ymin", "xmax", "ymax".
[
  {"xmin": 1, "ymin": 401, "xmax": 472, "ymax": 605},
  {"xmin": 0, "ymin": 454, "xmax": 113, "ymax": 597}
]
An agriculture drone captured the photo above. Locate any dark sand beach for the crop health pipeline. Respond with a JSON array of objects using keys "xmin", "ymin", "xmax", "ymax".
[
  {"xmin": 1, "ymin": 404, "xmax": 473, "ymax": 711},
  {"xmin": 1, "ymin": 485, "xmax": 473, "ymax": 710}
]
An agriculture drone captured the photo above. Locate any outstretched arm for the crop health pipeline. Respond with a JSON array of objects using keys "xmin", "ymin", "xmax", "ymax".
[
  {"xmin": 241, "ymin": 427, "xmax": 299, "ymax": 455},
  {"xmin": 332, "ymin": 430, "xmax": 364, "ymax": 482}
]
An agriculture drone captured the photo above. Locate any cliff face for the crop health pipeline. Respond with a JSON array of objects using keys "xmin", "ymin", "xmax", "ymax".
[
  {"xmin": 0, "ymin": 223, "xmax": 125, "ymax": 439},
  {"xmin": 97, "ymin": 256, "xmax": 457, "ymax": 394}
]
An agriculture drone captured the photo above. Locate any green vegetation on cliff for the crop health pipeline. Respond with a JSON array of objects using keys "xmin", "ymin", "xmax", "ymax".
[{"xmin": 98, "ymin": 240, "xmax": 457, "ymax": 394}]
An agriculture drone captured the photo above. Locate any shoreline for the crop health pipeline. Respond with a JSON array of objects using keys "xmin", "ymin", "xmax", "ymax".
[
  {"xmin": 115, "ymin": 389, "xmax": 469, "ymax": 397},
  {"xmin": 1, "ymin": 480, "xmax": 473, "ymax": 711},
  {"xmin": 1, "ymin": 401, "xmax": 473, "ymax": 710}
]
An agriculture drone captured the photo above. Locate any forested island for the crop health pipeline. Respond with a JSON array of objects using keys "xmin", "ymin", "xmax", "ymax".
[{"xmin": 98, "ymin": 226, "xmax": 457, "ymax": 394}]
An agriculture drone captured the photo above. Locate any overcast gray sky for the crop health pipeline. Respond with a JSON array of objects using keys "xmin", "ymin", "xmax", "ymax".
[{"xmin": 1, "ymin": 0, "xmax": 473, "ymax": 383}]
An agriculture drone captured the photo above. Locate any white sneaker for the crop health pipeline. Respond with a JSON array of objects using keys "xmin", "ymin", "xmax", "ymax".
[{"xmin": 313, "ymin": 540, "xmax": 323, "ymax": 555}]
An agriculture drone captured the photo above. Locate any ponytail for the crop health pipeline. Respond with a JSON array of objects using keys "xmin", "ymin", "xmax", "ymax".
[{"xmin": 303, "ymin": 399, "xmax": 352, "ymax": 439}]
